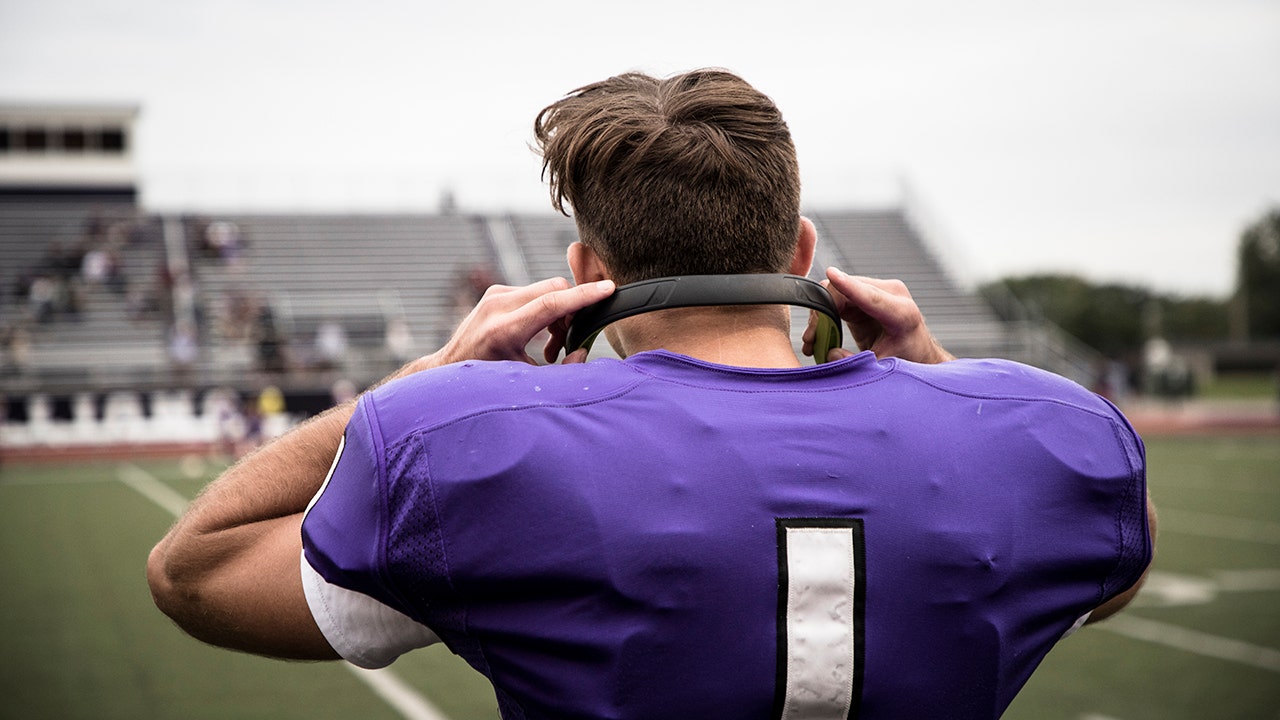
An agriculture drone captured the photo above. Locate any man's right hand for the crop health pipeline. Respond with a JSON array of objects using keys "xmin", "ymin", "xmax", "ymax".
[
  {"xmin": 803, "ymin": 267, "xmax": 954, "ymax": 365},
  {"xmin": 396, "ymin": 277, "xmax": 616, "ymax": 378}
]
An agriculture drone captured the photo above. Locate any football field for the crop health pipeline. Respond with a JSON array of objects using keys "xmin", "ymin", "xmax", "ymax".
[{"xmin": 2, "ymin": 434, "xmax": 1277, "ymax": 719}]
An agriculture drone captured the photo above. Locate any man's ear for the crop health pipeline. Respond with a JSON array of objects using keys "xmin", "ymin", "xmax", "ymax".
[
  {"xmin": 568, "ymin": 242, "xmax": 611, "ymax": 285},
  {"xmin": 788, "ymin": 217, "xmax": 817, "ymax": 277}
]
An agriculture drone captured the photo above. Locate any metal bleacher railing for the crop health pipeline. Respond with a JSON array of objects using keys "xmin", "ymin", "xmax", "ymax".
[{"xmin": 897, "ymin": 185, "xmax": 1105, "ymax": 386}]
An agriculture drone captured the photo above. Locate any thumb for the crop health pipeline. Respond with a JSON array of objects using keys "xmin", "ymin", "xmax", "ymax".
[{"xmin": 826, "ymin": 347, "xmax": 856, "ymax": 363}]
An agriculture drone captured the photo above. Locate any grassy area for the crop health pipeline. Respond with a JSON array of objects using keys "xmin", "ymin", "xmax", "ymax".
[
  {"xmin": 0, "ymin": 458, "xmax": 499, "ymax": 720},
  {"xmin": 1, "ymin": 435, "xmax": 1276, "ymax": 719},
  {"xmin": 1199, "ymin": 371, "xmax": 1278, "ymax": 400}
]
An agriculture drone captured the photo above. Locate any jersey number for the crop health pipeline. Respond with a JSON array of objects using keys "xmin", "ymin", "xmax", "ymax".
[{"xmin": 774, "ymin": 518, "xmax": 866, "ymax": 720}]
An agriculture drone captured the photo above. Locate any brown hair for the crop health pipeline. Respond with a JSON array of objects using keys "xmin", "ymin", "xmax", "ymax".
[{"xmin": 534, "ymin": 69, "xmax": 801, "ymax": 285}]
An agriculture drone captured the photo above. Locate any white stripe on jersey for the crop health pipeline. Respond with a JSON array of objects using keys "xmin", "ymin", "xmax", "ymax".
[{"xmin": 780, "ymin": 525, "xmax": 856, "ymax": 720}]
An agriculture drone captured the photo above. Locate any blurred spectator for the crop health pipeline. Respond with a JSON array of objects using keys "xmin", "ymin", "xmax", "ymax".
[
  {"xmin": 80, "ymin": 244, "xmax": 126, "ymax": 297},
  {"xmin": 81, "ymin": 246, "xmax": 113, "ymax": 284},
  {"xmin": 1091, "ymin": 359, "xmax": 1130, "ymax": 405},
  {"xmin": 452, "ymin": 263, "xmax": 500, "ymax": 325},
  {"xmin": 2, "ymin": 325, "xmax": 32, "ymax": 376},
  {"xmin": 105, "ymin": 247, "xmax": 128, "ymax": 295},
  {"xmin": 126, "ymin": 284, "xmax": 162, "ymax": 321},
  {"xmin": 1143, "ymin": 337, "xmax": 1194, "ymax": 399},
  {"xmin": 12, "ymin": 271, "xmax": 34, "ymax": 305},
  {"xmin": 84, "ymin": 210, "xmax": 108, "ymax": 243},
  {"xmin": 65, "ymin": 277, "xmax": 86, "ymax": 319},
  {"xmin": 168, "ymin": 320, "xmax": 199, "ymax": 383},
  {"xmin": 214, "ymin": 286, "xmax": 260, "ymax": 341},
  {"xmin": 41, "ymin": 241, "xmax": 82, "ymax": 279},
  {"xmin": 253, "ymin": 306, "xmax": 287, "ymax": 374},
  {"xmin": 384, "ymin": 316, "xmax": 415, "ymax": 368},
  {"xmin": 257, "ymin": 384, "xmax": 286, "ymax": 418},
  {"xmin": 204, "ymin": 221, "xmax": 246, "ymax": 265},
  {"xmin": 239, "ymin": 397, "xmax": 264, "ymax": 455},
  {"xmin": 313, "ymin": 319, "xmax": 349, "ymax": 370},
  {"xmin": 28, "ymin": 275, "xmax": 59, "ymax": 323},
  {"xmin": 207, "ymin": 387, "xmax": 245, "ymax": 458},
  {"xmin": 257, "ymin": 385, "xmax": 290, "ymax": 440},
  {"xmin": 330, "ymin": 378, "xmax": 357, "ymax": 406}
]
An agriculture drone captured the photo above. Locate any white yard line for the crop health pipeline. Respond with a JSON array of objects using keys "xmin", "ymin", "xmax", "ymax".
[
  {"xmin": 117, "ymin": 463, "xmax": 190, "ymax": 518},
  {"xmin": 1097, "ymin": 615, "xmax": 1280, "ymax": 674},
  {"xmin": 348, "ymin": 667, "xmax": 453, "ymax": 720},
  {"xmin": 118, "ymin": 463, "xmax": 450, "ymax": 720}
]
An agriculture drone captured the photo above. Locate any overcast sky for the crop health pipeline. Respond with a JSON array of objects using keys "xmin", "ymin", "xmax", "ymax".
[{"xmin": 2, "ymin": 0, "xmax": 1277, "ymax": 297}]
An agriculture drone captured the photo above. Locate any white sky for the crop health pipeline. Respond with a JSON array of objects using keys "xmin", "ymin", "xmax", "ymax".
[{"xmin": 2, "ymin": 0, "xmax": 1277, "ymax": 297}]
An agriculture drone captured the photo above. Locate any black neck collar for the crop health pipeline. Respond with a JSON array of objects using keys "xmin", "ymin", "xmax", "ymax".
[{"xmin": 565, "ymin": 274, "xmax": 843, "ymax": 363}]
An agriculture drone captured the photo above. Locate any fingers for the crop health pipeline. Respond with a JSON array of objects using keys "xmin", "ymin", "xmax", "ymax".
[
  {"xmin": 543, "ymin": 310, "xmax": 574, "ymax": 364},
  {"xmin": 539, "ymin": 280, "xmax": 614, "ymax": 363},
  {"xmin": 437, "ymin": 274, "xmax": 616, "ymax": 363},
  {"xmin": 543, "ymin": 322, "xmax": 567, "ymax": 364},
  {"xmin": 440, "ymin": 277, "xmax": 615, "ymax": 366},
  {"xmin": 511, "ymin": 279, "xmax": 615, "ymax": 335},
  {"xmin": 823, "ymin": 267, "xmax": 952, "ymax": 364},
  {"xmin": 824, "ymin": 268, "xmax": 913, "ymax": 331},
  {"xmin": 826, "ymin": 347, "xmax": 856, "ymax": 363}
]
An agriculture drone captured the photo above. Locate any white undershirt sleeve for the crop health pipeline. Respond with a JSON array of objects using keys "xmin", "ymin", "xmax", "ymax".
[{"xmin": 301, "ymin": 550, "xmax": 441, "ymax": 669}]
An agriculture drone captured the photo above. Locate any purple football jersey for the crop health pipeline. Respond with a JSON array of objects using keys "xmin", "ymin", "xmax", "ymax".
[{"xmin": 301, "ymin": 350, "xmax": 1150, "ymax": 720}]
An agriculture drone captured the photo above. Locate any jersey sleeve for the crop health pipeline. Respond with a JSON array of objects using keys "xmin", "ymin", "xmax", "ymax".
[
  {"xmin": 300, "ymin": 396, "xmax": 440, "ymax": 668},
  {"xmin": 1098, "ymin": 398, "xmax": 1153, "ymax": 602}
]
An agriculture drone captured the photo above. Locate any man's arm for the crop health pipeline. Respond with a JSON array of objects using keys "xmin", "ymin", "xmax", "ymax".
[
  {"xmin": 804, "ymin": 267, "xmax": 954, "ymax": 364},
  {"xmin": 146, "ymin": 402, "xmax": 353, "ymax": 659},
  {"xmin": 147, "ymin": 277, "xmax": 616, "ymax": 658}
]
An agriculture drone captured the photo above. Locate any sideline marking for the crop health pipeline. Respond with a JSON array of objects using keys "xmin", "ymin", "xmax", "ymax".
[
  {"xmin": 117, "ymin": 463, "xmax": 190, "ymax": 518},
  {"xmin": 118, "ymin": 463, "xmax": 450, "ymax": 720},
  {"xmin": 350, "ymin": 667, "xmax": 452, "ymax": 720},
  {"xmin": 1097, "ymin": 615, "xmax": 1280, "ymax": 674}
]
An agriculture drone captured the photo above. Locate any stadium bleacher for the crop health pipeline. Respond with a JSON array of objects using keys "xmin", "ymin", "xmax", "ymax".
[
  {"xmin": 1, "ymin": 200, "xmax": 1101, "ymax": 450},
  {"xmin": 812, "ymin": 211, "xmax": 1012, "ymax": 356},
  {"xmin": 185, "ymin": 212, "xmax": 500, "ymax": 382},
  {"xmin": 1, "ymin": 195, "xmax": 168, "ymax": 391}
]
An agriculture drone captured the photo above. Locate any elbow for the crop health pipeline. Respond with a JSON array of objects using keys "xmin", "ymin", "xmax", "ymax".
[
  {"xmin": 147, "ymin": 540, "xmax": 199, "ymax": 625},
  {"xmin": 147, "ymin": 541, "xmax": 179, "ymax": 618}
]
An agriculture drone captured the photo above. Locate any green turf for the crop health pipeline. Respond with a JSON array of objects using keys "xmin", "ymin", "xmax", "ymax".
[
  {"xmin": 1, "ymin": 435, "xmax": 1276, "ymax": 719},
  {"xmin": 1199, "ymin": 372, "xmax": 1278, "ymax": 400}
]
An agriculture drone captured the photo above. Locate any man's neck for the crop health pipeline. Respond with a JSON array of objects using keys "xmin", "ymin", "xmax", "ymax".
[{"xmin": 605, "ymin": 305, "xmax": 803, "ymax": 369}]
